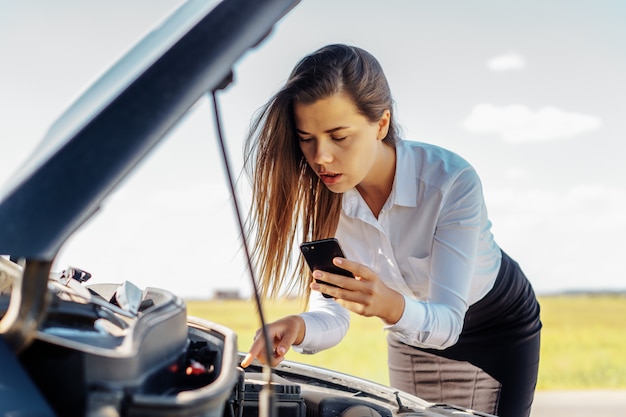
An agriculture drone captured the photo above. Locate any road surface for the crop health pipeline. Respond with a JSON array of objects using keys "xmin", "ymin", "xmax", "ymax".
[{"xmin": 531, "ymin": 391, "xmax": 625, "ymax": 417}]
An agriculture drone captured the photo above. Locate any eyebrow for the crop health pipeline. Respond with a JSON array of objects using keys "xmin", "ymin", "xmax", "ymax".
[{"xmin": 296, "ymin": 126, "xmax": 349, "ymax": 135}]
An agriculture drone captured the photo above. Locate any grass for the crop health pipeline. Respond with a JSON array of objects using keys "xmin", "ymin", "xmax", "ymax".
[
  {"xmin": 536, "ymin": 293, "xmax": 626, "ymax": 390},
  {"xmin": 186, "ymin": 294, "xmax": 626, "ymax": 390}
]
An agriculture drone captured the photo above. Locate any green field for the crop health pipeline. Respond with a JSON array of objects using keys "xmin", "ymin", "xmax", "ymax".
[{"xmin": 187, "ymin": 294, "xmax": 626, "ymax": 391}]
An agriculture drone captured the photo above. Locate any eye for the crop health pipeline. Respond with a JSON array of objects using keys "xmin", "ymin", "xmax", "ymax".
[
  {"xmin": 299, "ymin": 136, "xmax": 314, "ymax": 143},
  {"xmin": 331, "ymin": 136, "xmax": 347, "ymax": 141}
]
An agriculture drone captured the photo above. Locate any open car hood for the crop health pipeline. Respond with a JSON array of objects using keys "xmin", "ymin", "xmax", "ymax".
[{"xmin": 0, "ymin": 0, "xmax": 297, "ymax": 260}]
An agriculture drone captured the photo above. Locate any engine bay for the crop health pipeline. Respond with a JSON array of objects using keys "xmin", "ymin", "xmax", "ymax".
[{"xmin": 1, "ymin": 272, "xmax": 492, "ymax": 417}]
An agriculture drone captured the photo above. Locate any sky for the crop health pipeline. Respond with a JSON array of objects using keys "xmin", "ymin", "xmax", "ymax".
[{"xmin": 1, "ymin": 0, "xmax": 625, "ymax": 299}]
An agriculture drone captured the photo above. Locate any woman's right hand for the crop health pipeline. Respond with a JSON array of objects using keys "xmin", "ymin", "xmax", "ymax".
[{"xmin": 240, "ymin": 315, "xmax": 306, "ymax": 368}]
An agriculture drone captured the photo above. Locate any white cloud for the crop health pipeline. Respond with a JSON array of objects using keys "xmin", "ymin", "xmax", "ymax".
[
  {"xmin": 488, "ymin": 184, "xmax": 626, "ymax": 229},
  {"xmin": 486, "ymin": 52, "xmax": 526, "ymax": 71},
  {"xmin": 462, "ymin": 103, "xmax": 602, "ymax": 143},
  {"xmin": 485, "ymin": 184, "xmax": 626, "ymax": 293}
]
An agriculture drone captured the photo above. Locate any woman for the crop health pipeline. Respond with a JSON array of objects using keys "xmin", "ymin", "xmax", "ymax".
[{"xmin": 240, "ymin": 44, "xmax": 541, "ymax": 417}]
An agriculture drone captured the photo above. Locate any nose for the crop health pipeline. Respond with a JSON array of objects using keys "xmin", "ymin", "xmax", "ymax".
[{"xmin": 313, "ymin": 139, "xmax": 334, "ymax": 165}]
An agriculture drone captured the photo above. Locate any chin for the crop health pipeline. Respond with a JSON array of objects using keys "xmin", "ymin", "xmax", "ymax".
[{"xmin": 323, "ymin": 183, "xmax": 352, "ymax": 194}]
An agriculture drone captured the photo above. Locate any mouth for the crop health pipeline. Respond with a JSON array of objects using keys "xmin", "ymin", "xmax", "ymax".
[{"xmin": 319, "ymin": 171, "xmax": 342, "ymax": 185}]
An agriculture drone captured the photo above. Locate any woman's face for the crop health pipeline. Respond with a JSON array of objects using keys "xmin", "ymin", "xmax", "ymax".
[{"xmin": 294, "ymin": 92, "xmax": 390, "ymax": 194}]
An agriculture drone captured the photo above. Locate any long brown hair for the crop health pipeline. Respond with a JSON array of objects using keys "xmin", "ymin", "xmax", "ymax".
[{"xmin": 243, "ymin": 44, "xmax": 399, "ymax": 299}]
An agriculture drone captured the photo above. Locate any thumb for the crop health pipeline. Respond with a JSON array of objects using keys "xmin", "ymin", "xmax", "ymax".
[{"xmin": 276, "ymin": 345, "xmax": 288, "ymax": 356}]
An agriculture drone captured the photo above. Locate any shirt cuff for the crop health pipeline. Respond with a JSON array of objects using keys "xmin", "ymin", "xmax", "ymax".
[
  {"xmin": 291, "ymin": 312, "xmax": 322, "ymax": 354},
  {"xmin": 383, "ymin": 294, "xmax": 427, "ymax": 334}
]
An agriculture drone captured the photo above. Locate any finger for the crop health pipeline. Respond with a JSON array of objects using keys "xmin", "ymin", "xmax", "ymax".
[
  {"xmin": 311, "ymin": 278, "xmax": 358, "ymax": 302},
  {"xmin": 275, "ymin": 345, "xmax": 288, "ymax": 357},
  {"xmin": 270, "ymin": 345, "xmax": 289, "ymax": 367},
  {"xmin": 244, "ymin": 339, "xmax": 289, "ymax": 368},
  {"xmin": 240, "ymin": 352, "xmax": 254, "ymax": 368},
  {"xmin": 313, "ymin": 268, "xmax": 365, "ymax": 292},
  {"xmin": 312, "ymin": 270, "xmax": 335, "ymax": 287},
  {"xmin": 312, "ymin": 270, "xmax": 353, "ymax": 288},
  {"xmin": 333, "ymin": 258, "xmax": 373, "ymax": 281},
  {"xmin": 240, "ymin": 336, "xmax": 266, "ymax": 368}
]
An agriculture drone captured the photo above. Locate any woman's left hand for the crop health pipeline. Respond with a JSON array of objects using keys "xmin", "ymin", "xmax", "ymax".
[{"xmin": 310, "ymin": 258, "xmax": 405, "ymax": 325}]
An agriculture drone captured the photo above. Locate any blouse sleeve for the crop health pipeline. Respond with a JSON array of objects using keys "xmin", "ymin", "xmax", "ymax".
[
  {"xmin": 292, "ymin": 289, "xmax": 351, "ymax": 354},
  {"xmin": 385, "ymin": 167, "xmax": 485, "ymax": 349}
]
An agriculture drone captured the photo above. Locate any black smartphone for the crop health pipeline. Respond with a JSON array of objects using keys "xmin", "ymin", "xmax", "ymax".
[{"xmin": 300, "ymin": 238, "xmax": 354, "ymax": 298}]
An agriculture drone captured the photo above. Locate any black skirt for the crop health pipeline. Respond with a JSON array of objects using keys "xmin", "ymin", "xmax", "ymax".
[{"xmin": 388, "ymin": 250, "xmax": 542, "ymax": 417}]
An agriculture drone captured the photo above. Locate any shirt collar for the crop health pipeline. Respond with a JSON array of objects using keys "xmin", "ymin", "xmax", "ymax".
[{"xmin": 393, "ymin": 140, "xmax": 418, "ymax": 208}]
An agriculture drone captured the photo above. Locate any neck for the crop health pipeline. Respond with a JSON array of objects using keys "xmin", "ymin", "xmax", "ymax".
[{"xmin": 356, "ymin": 143, "xmax": 396, "ymax": 218}]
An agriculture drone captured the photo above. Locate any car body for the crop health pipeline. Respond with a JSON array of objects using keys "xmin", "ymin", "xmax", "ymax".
[{"xmin": 0, "ymin": 1, "xmax": 494, "ymax": 416}]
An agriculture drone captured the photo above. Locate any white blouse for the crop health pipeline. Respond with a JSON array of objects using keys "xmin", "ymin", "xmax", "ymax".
[{"xmin": 294, "ymin": 140, "xmax": 501, "ymax": 354}]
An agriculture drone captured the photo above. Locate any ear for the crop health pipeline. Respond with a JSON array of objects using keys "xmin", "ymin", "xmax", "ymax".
[{"xmin": 376, "ymin": 109, "xmax": 391, "ymax": 140}]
